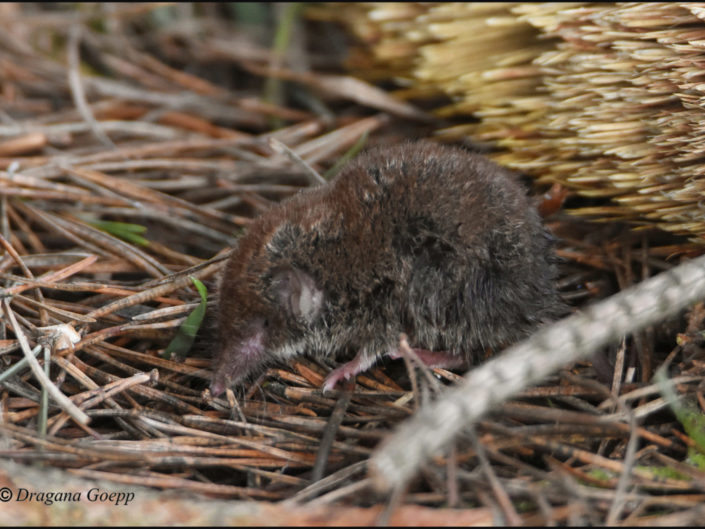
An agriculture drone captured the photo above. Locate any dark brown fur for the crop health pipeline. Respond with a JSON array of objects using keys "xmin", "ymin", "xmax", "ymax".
[{"xmin": 211, "ymin": 141, "xmax": 564, "ymax": 395}]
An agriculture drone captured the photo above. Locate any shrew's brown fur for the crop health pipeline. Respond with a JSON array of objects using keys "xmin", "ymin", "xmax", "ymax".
[{"xmin": 212, "ymin": 141, "xmax": 564, "ymax": 395}]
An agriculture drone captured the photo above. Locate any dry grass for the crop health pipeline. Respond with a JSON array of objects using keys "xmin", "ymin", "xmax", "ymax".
[{"xmin": 1, "ymin": 3, "xmax": 705, "ymax": 525}]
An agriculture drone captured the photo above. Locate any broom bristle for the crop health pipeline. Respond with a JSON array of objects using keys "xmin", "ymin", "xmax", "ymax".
[{"xmin": 331, "ymin": 2, "xmax": 705, "ymax": 243}]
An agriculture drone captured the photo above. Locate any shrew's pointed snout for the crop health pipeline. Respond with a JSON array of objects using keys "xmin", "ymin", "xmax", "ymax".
[
  {"xmin": 210, "ymin": 326, "xmax": 266, "ymax": 396},
  {"xmin": 210, "ymin": 371, "xmax": 228, "ymax": 397}
]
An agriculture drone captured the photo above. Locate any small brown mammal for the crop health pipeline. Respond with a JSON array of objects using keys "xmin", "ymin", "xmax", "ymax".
[{"xmin": 211, "ymin": 141, "xmax": 564, "ymax": 396}]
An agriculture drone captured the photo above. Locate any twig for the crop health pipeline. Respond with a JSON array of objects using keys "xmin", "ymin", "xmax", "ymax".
[
  {"xmin": 0, "ymin": 344, "xmax": 41, "ymax": 383},
  {"xmin": 311, "ymin": 379, "xmax": 354, "ymax": 482},
  {"xmin": 285, "ymin": 460, "xmax": 367, "ymax": 504},
  {"xmin": 67, "ymin": 25, "xmax": 116, "ymax": 149},
  {"xmin": 2, "ymin": 298, "xmax": 90, "ymax": 425},
  {"xmin": 606, "ymin": 406, "xmax": 639, "ymax": 524},
  {"xmin": 469, "ymin": 427, "xmax": 522, "ymax": 526},
  {"xmin": 267, "ymin": 137, "xmax": 326, "ymax": 186}
]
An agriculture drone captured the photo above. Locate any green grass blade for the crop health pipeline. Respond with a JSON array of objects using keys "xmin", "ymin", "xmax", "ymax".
[
  {"xmin": 162, "ymin": 277, "xmax": 208, "ymax": 360},
  {"xmin": 89, "ymin": 220, "xmax": 149, "ymax": 246}
]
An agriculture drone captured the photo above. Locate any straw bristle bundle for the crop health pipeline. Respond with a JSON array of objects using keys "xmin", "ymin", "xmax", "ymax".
[{"xmin": 333, "ymin": 2, "xmax": 705, "ymax": 242}]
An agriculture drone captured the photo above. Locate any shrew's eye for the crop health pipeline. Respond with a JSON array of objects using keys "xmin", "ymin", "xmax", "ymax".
[{"xmin": 263, "ymin": 318, "xmax": 269, "ymax": 328}]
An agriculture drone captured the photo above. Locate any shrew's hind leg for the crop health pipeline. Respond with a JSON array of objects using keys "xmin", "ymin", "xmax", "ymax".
[
  {"xmin": 322, "ymin": 350, "xmax": 379, "ymax": 393},
  {"xmin": 323, "ymin": 347, "xmax": 468, "ymax": 393}
]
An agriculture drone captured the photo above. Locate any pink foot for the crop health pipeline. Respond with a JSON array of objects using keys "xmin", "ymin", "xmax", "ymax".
[
  {"xmin": 322, "ymin": 347, "xmax": 466, "ymax": 392},
  {"xmin": 322, "ymin": 351, "xmax": 377, "ymax": 393},
  {"xmin": 388, "ymin": 348, "xmax": 466, "ymax": 369}
]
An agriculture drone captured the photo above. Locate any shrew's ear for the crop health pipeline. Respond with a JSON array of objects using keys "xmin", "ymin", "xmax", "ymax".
[{"xmin": 271, "ymin": 267, "xmax": 323, "ymax": 323}]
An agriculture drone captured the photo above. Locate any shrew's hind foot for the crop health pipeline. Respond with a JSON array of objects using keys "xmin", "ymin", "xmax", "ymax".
[{"xmin": 322, "ymin": 347, "xmax": 467, "ymax": 392}]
